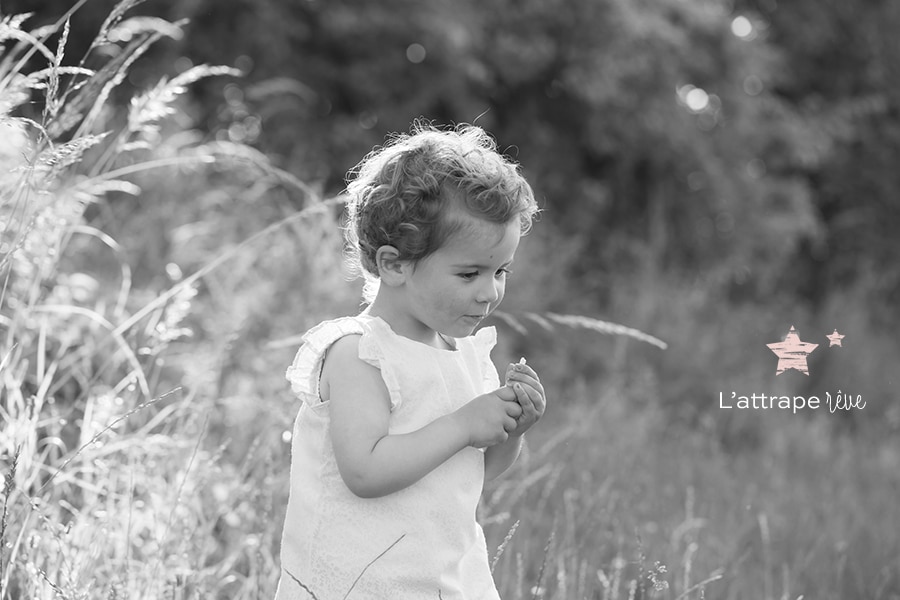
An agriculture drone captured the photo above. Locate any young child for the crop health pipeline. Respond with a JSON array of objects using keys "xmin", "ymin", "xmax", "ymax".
[{"xmin": 275, "ymin": 124, "xmax": 545, "ymax": 599}]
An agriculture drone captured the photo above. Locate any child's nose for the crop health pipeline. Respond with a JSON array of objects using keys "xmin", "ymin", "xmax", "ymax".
[{"xmin": 476, "ymin": 278, "xmax": 502, "ymax": 304}]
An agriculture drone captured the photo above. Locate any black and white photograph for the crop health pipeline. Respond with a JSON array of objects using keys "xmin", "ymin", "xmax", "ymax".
[{"xmin": 1, "ymin": 1, "xmax": 898, "ymax": 598}]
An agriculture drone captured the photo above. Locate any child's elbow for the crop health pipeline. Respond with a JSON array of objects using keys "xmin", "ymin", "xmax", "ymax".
[
  {"xmin": 340, "ymin": 469, "xmax": 390, "ymax": 499},
  {"xmin": 348, "ymin": 483, "xmax": 384, "ymax": 499}
]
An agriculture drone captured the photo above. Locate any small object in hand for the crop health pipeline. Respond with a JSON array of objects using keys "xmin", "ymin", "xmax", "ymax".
[{"xmin": 507, "ymin": 357, "xmax": 527, "ymax": 386}]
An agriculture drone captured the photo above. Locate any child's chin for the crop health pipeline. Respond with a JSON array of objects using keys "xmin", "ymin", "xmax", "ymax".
[
  {"xmin": 459, "ymin": 317, "xmax": 487, "ymax": 333},
  {"xmin": 444, "ymin": 322, "xmax": 479, "ymax": 339}
]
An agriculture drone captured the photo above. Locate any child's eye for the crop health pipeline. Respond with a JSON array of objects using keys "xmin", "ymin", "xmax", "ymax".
[{"xmin": 458, "ymin": 268, "xmax": 511, "ymax": 281}]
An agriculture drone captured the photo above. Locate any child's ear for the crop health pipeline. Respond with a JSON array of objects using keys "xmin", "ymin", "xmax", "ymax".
[{"xmin": 375, "ymin": 245, "xmax": 408, "ymax": 286}]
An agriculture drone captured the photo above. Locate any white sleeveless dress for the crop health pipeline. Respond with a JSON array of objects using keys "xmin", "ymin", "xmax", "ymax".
[{"xmin": 274, "ymin": 314, "xmax": 502, "ymax": 600}]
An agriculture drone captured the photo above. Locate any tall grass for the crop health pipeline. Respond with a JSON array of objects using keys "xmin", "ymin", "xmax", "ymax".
[{"xmin": 0, "ymin": 5, "xmax": 309, "ymax": 598}]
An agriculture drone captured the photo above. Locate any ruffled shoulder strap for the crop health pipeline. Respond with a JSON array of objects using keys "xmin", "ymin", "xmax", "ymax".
[
  {"xmin": 285, "ymin": 316, "xmax": 369, "ymax": 402},
  {"xmin": 355, "ymin": 316, "xmax": 403, "ymax": 410},
  {"xmin": 467, "ymin": 326, "xmax": 500, "ymax": 392}
]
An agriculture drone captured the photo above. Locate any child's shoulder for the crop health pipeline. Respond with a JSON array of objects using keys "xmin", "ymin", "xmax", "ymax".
[
  {"xmin": 305, "ymin": 316, "xmax": 376, "ymax": 370},
  {"xmin": 319, "ymin": 332, "xmax": 384, "ymax": 402},
  {"xmin": 322, "ymin": 332, "xmax": 364, "ymax": 366}
]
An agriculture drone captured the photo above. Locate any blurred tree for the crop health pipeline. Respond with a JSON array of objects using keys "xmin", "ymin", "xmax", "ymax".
[
  {"xmin": 17, "ymin": 0, "xmax": 895, "ymax": 312},
  {"xmin": 14, "ymin": 0, "xmax": 823, "ymax": 300},
  {"xmin": 737, "ymin": 0, "xmax": 900, "ymax": 325},
  {"xmin": 169, "ymin": 0, "xmax": 821, "ymax": 303},
  {"xmin": 10, "ymin": 0, "xmax": 897, "ymax": 428}
]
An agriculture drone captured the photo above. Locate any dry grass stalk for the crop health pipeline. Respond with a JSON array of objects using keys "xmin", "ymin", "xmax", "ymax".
[
  {"xmin": 121, "ymin": 64, "xmax": 241, "ymax": 153},
  {"xmin": 343, "ymin": 534, "xmax": 406, "ymax": 599},
  {"xmin": 492, "ymin": 310, "xmax": 668, "ymax": 350},
  {"xmin": 283, "ymin": 568, "xmax": 321, "ymax": 600},
  {"xmin": 491, "ymin": 519, "xmax": 520, "ymax": 574},
  {"xmin": 91, "ymin": 0, "xmax": 148, "ymax": 50},
  {"xmin": 530, "ymin": 528, "xmax": 554, "ymax": 600},
  {"xmin": 0, "ymin": 447, "xmax": 19, "ymax": 594}
]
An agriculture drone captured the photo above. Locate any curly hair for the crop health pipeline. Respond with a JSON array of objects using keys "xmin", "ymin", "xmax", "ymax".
[{"xmin": 344, "ymin": 123, "xmax": 539, "ymax": 292}]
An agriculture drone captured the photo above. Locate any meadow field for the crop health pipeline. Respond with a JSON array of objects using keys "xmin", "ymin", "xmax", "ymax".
[{"xmin": 2, "ymin": 3, "xmax": 900, "ymax": 599}]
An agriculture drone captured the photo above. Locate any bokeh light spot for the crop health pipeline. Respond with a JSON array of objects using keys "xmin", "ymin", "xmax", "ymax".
[
  {"xmin": 358, "ymin": 112, "xmax": 378, "ymax": 129},
  {"xmin": 406, "ymin": 43, "xmax": 426, "ymax": 64},
  {"xmin": 743, "ymin": 75, "xmax": 764, "ymax": 96},
  {"xmin": 174, "ymin": 56, "xmax": 193, "ymax": 73},
  {"xmin": 686, "ymin": 88, "xmax": 710, "ymax": 112},
  {"xmin": 731, "ymin": 16, "xmax": 754, "ymax": 39},
  {"xmin": 746, "ymin": 158, "xmax": 766, "ymax": 179},
  {"xmin": 165, "ymin": 262, "xmax": 183, "ymax": 280},
  {"xmin": 235, "ymin": 54, "xmax": 254, "ymax": 74}
]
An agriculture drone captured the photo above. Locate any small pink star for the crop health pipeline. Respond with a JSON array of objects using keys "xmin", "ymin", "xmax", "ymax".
[
  {"xmin": 767, "ymin": 326, "xmax": 818, "ymax": 376},
  {"xmin": 827, "ymin": 329, "xmax": 845, "ymax": 347}
]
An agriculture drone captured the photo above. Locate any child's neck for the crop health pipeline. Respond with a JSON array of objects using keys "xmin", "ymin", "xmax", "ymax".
[{"xmin": 365, "ymin": 293, "xmax": 451, "ymax": 350}]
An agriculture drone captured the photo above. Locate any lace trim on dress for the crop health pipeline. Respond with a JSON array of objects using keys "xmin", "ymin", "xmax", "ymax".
[
  {"xmin": 356, "ymin": 318, "xmax": 404, "ymax": 411},
  {"xmin": 471, "ymin": 326, "xmax": 500, "ymax": 391}
]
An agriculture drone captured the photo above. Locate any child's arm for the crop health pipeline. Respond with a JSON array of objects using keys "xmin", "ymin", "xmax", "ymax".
[
  {"xmin": 483, "ymin": 432, "xmax": 524, "ymax": 481},
  {"xmin": 324, "ymin": 335, "xmax": 521, "ymax": 499}
]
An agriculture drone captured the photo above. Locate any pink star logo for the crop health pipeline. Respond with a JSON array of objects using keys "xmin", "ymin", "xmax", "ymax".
[
  {"xmin": 827, "ymin": 329, "xmax": 845, "ymax": 347},
  {"xmin": 767, "ymin": 326, "xmax": 818, "ymax": 376}
]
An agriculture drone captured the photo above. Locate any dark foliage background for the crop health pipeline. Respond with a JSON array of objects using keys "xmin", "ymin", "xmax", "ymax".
[{"xmin": 19, "ymin": 0, "xmax": 896, "ymax": 424}]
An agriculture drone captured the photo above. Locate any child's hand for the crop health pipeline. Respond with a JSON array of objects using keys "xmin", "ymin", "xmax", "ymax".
[
  {"xmin": 504, "ymin": 358, "xmax": 546, "ymax": 437},
  {"xmin": 454, "ymin": 387, "xmax": 522, "ymax": 448}
]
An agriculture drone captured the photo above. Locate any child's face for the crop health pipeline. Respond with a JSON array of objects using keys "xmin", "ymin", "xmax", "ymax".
[{"xmin": 404, "ymin": 215, "xmax": 520, "ymax": 340}]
